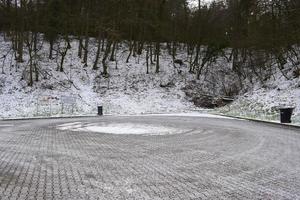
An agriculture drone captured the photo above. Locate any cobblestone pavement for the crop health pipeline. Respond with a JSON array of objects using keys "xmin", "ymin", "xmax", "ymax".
[{"xmin": 0, "ymin": 116, "xmax": 300, "ymax": 200}]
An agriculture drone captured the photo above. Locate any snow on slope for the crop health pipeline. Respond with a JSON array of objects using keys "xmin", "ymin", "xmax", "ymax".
[
  {"xmin": 0, "ymin": 34, "xmax": 299, "ymax": 123},
  {"xmin": 0, "ymin": 35, "xmax": 197, "ymax": 118},
  {"xmin": 218, "ymin": 68, "xmax": 300, "ymax": 124}
]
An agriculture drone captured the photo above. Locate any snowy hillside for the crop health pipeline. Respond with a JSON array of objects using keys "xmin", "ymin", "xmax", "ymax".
[
  {"xmin": 0, "ymin": 34, "xmax": 299, "ymax": 124},
  {"xmin": 218, "ymin": 68, "xmax": 300, "ymax": 125},
  {"xmin": 0, "ymin": 36, "xmax": 199, "ymax": 118}
]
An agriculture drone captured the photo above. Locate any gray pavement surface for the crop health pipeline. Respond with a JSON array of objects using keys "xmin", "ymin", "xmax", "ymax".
[{"xmin": 0, "ymin": 116, "xmax": 300, "ymax": 200}]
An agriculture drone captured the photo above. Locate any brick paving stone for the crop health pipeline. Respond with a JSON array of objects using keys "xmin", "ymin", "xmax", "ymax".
[{"xmin": 0, "ymin": 116, "xmax": 300, "ymax": 199}]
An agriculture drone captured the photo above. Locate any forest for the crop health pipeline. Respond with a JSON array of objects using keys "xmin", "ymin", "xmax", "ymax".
[{"xmin": 0, "ymin": 0, "xmax": 299, "ymax": 88}]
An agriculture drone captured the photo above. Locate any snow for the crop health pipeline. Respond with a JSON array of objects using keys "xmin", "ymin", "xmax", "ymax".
[
  {"xmin": 57, "ymin": 122, "xmax": 190, "ymax": 135},
  {"xmin": 188, "ymin": 0, "xmax": 213, "ymax": 8},
  {"xmin": 0, "ymin": 34, "xmax": 299, "ymax": 125},
  {"xmin": 0, "ymin": 35, "xmax": 197, "ymax": 119},
  {"xmin": 0, "ymin": 124, "xmax": 13, "ymax": 127},
  {"xmin": 56, "ymin": 122, "xmax": 83, "ymax": 130},
  {"xmin": 218, "ymin": 66, "xmax": 300, "ymax": 125},
  {"xmin": 140, "ymin": 112, "xmax": 238, "ymax": 119},
  {"xmin": 55, "ymin": 112, "xmax": 241, "ymax": 135}
]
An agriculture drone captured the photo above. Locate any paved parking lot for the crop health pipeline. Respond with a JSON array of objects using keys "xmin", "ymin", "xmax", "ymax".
[{"xmin": 0, "ymin": 116, "xmax": 300, "ymax": 199}]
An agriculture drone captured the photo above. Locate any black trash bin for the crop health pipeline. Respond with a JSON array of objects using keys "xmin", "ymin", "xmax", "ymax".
[
  {"xmin": 98, "ymin": 106, "xmax": 103, "ymax": 116},
  {"xmin": 280, "ymin": 108, "xmax": 294, "ymax": 123}
]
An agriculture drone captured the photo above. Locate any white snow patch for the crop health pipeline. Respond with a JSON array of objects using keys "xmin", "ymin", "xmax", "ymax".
[
  {"xmin": 0, "ymin": 124, "xmax": 13, "ymax": 127},
  {"xmin": 57, "ymin": 122, "xmax": 189, "ymax": 135},
  {"xmin": 56, "ymin": 122, "xmax": 83, "ymax": 130},
  {"xmin": 150, "ymin": 112, "xmax": 236, "ymax": 119}
]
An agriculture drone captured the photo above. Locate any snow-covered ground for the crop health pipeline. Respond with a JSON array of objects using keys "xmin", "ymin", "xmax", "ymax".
[
  {"xmin": 217, "ymin": 70, "xmax": 300, "ymax": 125},
  {"xmin": 0, "ymin": 36, "xmax": 198, "ymax": 118},
  {"xmin": 0, "ymin": 34, "xmax": 299, "ymax": 125},
  {"xmin": 56, "ymin": 113, "xmax": 238, "ymax": 135}
]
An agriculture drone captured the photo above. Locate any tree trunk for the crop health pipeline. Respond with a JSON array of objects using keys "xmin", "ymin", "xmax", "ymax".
[
  {"xmin": 102, "ymin": 40, "xmax": 112, "ymax": 76},
  {"xmin": 59, "ymin": 38, "xmax": 71, "ymax": 72},
  {"xmin": 49, "ymin": 39, "xmax": 53, "ymax": 59},
  {"xmin": 110, "ymin": 41, "xmax": 116, "ymax": 61},
  {"xmin": 132, "ymin": 40, "xmax": 137, "ymax": 57},
  {"xmin": 83, "ymin": 9, "xmax": 90, "ymax": 66},
  {"xmin": 150, "ymin": 43, "xmax": 154, "ymax": 64},
  {"xmin": 146, "ymin": 44, "xmax": 149, "ymax": 74},
  {"xmin": 17, "ymin": 32, "xmax": 24, "ymax": 62},
  {"xmin": 83, "ymin": 37, "xmax": 89, "ymax": 66},
  {"xmin": 28, "ymin": 56, "xmax": 33, "ymax": 86},
  {"xmin": 93, "ymin": 33, "xmax": 101, "ymax": 70},
  {"xmin": 26, "ymin": 33, "xmax": 34, "ymax": 86},
  {"xmin": 101, "ymin": 38, "xmax": 105, "ymax": 52},
  {"xmin": 193, "ymin": 44, "xmax": 201, "ymax": 72},
  {"xmin": 16, "ymin": 0, "xmax": 24, "ymax": 63},
  {"xmin": 34, "ymin": 33, "xmax": 38, "ymax": 82},
  {"xmin": 137, "ymin": 41, "xmax": 144, "ymax": 55},
  {"xmin": 172, "ymin": 41, "xmax": 176, "ymax": 61},
  {"xmin": 126, "ymin": 40, "xmax": 133, "ymax": 63},
  {"xmin": 155, "ymin": 42, "xmax": 160, "ymax": 73},
  {"xmin": 78, "ymin": 37, "xmax": 83, "ymax": 58}
]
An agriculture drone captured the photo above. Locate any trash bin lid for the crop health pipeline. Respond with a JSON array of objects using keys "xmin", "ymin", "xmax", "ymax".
[{"xmin": 279, "ymin": 107, "xmax": 295, "ymax": 110}]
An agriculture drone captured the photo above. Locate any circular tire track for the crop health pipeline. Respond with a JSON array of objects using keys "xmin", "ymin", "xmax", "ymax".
[{"xmin": 0, "ymin": 116, "xmax": 299, "ymax": 199}]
